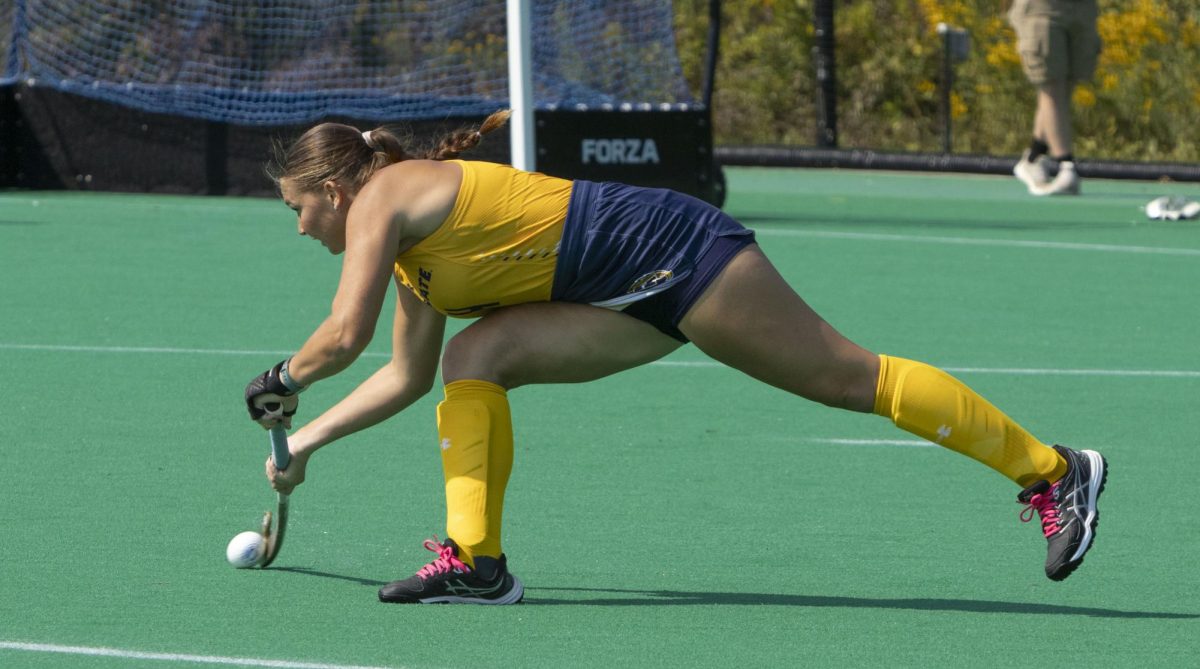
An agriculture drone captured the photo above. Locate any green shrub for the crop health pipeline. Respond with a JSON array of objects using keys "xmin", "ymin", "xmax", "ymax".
[{"xmin": 675, "ymin": 0, "xmax": 1200, "ymax": 162}]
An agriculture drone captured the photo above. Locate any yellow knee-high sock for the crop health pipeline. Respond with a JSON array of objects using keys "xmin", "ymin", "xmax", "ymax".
[
  {"xmin": 873, "ymin": 355, "xmax": 1066, "ymax": 487},
  {"xmin": 436, "ymin": 380, "xmax": 514, "ymax": 567}
]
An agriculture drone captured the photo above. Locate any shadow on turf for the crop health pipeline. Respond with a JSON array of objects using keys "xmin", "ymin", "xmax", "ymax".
[
  {"xmin": 274, "ymin": 570, "xmax": 1196, "ymax": 619},
  {"xmin": 526, "ymin": 588, "xmax": 1198, "ymax": 619},
  {"xmin": 735, "ymin": 211, "xmax": 1135, "ymax": 231},
  {"xmin": 275, "ymin": 567, "xmax": 387, "ymax": 587}
]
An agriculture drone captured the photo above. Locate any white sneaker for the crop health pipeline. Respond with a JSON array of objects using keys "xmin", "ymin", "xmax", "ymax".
[
  {"xmin": 1146, "ymin": 196, "xmax": 1200, "ymax": 220},
  {"xmin": 1013, "ymin": 149, "xmax": 1051, "ymax": 192},
  {"xmin": 1031, "ymin": 161, "xmax": 1081, "ymax": 196}
]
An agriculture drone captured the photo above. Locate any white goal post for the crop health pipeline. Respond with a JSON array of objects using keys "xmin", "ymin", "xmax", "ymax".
[{"xmin": 506, "ymin": 0, "xmax": 535, "ymax": 171}]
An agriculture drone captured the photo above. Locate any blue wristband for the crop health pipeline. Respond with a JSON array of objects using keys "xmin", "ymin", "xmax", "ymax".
[{"xmin": 279, "ymin": 357, "xmax": 307, "ymax": 394}]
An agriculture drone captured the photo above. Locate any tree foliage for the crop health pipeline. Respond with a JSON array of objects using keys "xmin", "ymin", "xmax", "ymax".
[{"xmin": 674, "ymin": 0, "xmax": 1200, "ymax": 161}]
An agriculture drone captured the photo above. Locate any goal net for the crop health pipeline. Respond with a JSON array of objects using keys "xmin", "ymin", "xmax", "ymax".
[{"xmin": 2, "ymin": 0, "xmax": 694, "ymax": 125}]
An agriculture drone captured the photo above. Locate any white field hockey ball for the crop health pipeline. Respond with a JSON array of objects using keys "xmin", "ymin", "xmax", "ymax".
[{"xmin": 226, "ymin": 530, "xmax": 266, "ymax": 568}]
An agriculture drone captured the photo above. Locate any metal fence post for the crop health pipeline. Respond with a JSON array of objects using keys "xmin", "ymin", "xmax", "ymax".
[
  {"xmin": 937, "ymin": 23, "xmax": 969, "ymax": 154},
  {"xmin": 813, "ymin": 0, "xmax": 837, "ymax": 148}
]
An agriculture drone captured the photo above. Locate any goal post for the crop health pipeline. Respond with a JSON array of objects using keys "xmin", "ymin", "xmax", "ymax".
[{"xmin": 506, "ymin": 0, "xmax": 535, "ymax": 172}]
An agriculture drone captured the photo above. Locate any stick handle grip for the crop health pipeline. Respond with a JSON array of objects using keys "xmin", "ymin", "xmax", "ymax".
[{"xmin": 269, "ymin": 424, "xmax": 291, "ymax": 472}]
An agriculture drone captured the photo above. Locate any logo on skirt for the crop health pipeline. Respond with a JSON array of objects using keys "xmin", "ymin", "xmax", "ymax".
[{"xmin": 628, "ymin": 270, "xmax": 674, "ymax": 294}]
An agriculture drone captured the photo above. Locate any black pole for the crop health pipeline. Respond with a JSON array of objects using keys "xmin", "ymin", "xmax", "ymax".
[
  {"xmin": 813, "ymin": 0, "xmax": 836, "ymax": 148},
  {"xmin": 941, "ymin": 29, "xmax": 953, "ymax": 153},
  {"xmin": 702, "ymin": 0, "xmax": 720, "ymax": 109},
  {"xmin": 701, "ymin": 0, "xmax": 726, "ymax": 209},
  {"xmin": 0, "ymin": 87, "xmax": 21, "ymax": 187},
  {"xmin": 205, "ymin": 120, "xmax": 228, "ymax": 196}
]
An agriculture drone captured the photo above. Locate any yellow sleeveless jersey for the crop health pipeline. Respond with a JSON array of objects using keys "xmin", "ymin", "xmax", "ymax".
[{"xmin": 394, "ymin": 160, "xmax": 572, "ymax": 317}]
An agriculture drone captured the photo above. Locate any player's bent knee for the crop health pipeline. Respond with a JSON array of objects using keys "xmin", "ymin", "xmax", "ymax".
[
  {"xmin": 440, "ymin": 318, "xmax": 523, "ymax": 387},
  {"xmin": 441, "ymin": 332, "xmax": 503, "ymax": 386}
]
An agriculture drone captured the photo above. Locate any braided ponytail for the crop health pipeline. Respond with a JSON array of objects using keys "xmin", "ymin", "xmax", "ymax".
[
  {"xmin": 268, "ymin": 110, "xmax": 511, "ymax": 193},
  {"xmin": 423, "ymin": 109, "xmax": 512, "ymax": 161}
]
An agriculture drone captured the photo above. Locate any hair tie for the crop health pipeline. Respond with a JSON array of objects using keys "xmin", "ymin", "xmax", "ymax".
[
  {"xmin": 362, "ymin": 130, "xmax": 375, "ymax": 150},
  {"xmin": 473, "ymin": 131, "xmax": 482, "ymax": 141}
]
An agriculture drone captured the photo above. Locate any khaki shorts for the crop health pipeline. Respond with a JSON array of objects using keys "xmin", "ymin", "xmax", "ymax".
[{"xmin": 1008, "ymin": 0, "xmax": 1101, "ymax": 85}]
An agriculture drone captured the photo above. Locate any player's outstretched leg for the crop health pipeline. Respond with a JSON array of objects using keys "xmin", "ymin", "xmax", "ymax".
[
  {"xmin": 378, "ymin": 537, "xmax": 524, "ymax": 604},
  {"xmin": 875, "ymin": 356, "xmax": 1108, "ymax": 581},
  {"xmin": 679, "ymin": 244, "xmax": 1108, "ymax": 580},
  {"xmin": 1017, "ymin": 445, "xmax": 1108, "ymax": 581}
]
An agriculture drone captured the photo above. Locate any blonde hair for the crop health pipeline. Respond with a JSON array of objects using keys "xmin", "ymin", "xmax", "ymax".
[{"xmin": 267, "ymin": 109, "xmax": 512, "ymax": 193}]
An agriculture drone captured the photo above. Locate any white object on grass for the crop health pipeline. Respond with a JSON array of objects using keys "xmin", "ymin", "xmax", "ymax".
[
  {"xmin": 226, "ymin": 530, "xmax": 267, "ymax": 568},
  {"xmin": 1145, "ymin": 196, "xmax": 1200, "ymax": 221}
]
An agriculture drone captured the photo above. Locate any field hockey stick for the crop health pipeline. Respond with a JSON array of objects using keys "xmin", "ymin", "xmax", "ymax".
[{"xmin": 257, "ymin": 421, "xmax": 292, "ymax": 568}]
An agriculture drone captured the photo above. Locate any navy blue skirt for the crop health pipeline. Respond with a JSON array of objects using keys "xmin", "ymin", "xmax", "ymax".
[{"xmin": 551, "ymin": 180, "xmax": 755, "ymax": 341}]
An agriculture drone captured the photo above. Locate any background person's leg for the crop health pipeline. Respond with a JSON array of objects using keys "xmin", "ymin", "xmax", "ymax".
[
  {"xmin": 1035, "ymin": 80, "xmax": 1074, "ymax": 159},
  {"xmin": 1030, "ymin": 80, "xmax": 1081, "ymax": 195}
]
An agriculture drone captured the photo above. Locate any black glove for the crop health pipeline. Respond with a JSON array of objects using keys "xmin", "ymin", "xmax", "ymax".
[{"xmin": 245, "ymin": 359, "xmax": 303, "ymax": 424}]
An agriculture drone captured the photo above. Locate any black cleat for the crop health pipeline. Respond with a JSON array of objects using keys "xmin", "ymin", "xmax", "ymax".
[
  {"xmin": 1018, "ymin": 445, "xmax": 1108, "ymax": 581},
  {"xmin": 378, "ymin": 537, "xmax": 524, "ymax": 604}
]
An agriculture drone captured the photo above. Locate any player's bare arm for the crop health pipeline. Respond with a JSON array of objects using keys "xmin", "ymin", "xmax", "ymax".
[
  {"xmin": 283, "ymin": 281, "xmax": 446, "ymax": 465},
  {"xmin": 286, "ymin": 160, "xmax": 461, "ymax": 387},
  {"xmin": 285, "ymin": 187, "xmax": 406, "ymax": 386}
]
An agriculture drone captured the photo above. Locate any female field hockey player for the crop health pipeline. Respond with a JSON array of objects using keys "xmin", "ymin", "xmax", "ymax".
[{"xmin": 244, "ymin": 110, "xmax": 1107, "ymax": 605}]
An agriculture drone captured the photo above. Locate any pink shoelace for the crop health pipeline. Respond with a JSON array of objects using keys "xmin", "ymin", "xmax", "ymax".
[
  {"xmin": 415, "ymin": 537, "xmax": 470, "ymax": 580},
  {"xmin": 1020, "ymin": 483, "xmax": 1062, "ymax": 538}
]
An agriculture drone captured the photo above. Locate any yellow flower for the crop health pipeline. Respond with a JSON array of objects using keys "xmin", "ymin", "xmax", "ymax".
[
  {"xmin": 916, "ymin": 0, "xmax": 945, "ymax": 30},
  {"xmin": 985, "ymin": 42, "xmax": 1020, "ymax": 68},
  {"xmin": 1183, "ymin": 19, "xmax": 1200, "ymax": 48},
  {"xmin": 1073, "ymin": 85, "xmax": 1096, "ymax": 108},
  {"xmin": 950, "ymin": 92, "xmax": 967, "ymax": 119},
  {"xmin": 915, "ymin": 0, "xmax": 971, "ymax": 34},
  {"xmin": 1098, "ymin": 0, "xmax": 1171, "ymax": 66}
]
